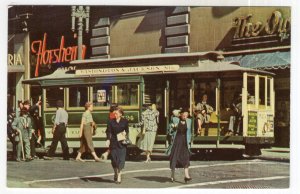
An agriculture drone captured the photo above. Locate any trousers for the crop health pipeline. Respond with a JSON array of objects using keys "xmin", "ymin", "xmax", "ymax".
[{"xmin": 47, "ymin": 123, "xmax": 69, "ymax": 159}]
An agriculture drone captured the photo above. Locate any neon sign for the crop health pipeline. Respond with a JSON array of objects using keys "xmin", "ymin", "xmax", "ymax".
[{"xmin": 31, "ymin": 33, "xmax": 86, "ymax": 77}]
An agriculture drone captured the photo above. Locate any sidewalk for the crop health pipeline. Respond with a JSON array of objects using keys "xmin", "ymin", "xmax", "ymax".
[{"xmin": 257, "ymin": 147, "xmax": 290, "ymax": 162}]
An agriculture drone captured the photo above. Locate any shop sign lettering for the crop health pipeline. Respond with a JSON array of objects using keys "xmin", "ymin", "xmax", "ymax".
[
  {"xmin": 7, "ymin": 54, "xmax": 23, "ymax": 66},
  {"xmin": 234, "ymin": 11, "xmax": 290, "ymax": 40},
  {"xmin": 31, "ymin": 33, "xmax": 86, "ymax": 77}
]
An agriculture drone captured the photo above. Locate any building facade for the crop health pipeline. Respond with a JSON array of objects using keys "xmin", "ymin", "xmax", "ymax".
[
  {"xmin": 87, "ymin": 6, "xmax": 290, "ymax": 146},
  {"xmin": 8, "ymin": 6, "xmax": 290, "ymax": 147}
]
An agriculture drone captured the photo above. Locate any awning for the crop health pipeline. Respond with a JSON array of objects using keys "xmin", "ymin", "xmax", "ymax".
[{"xmin": 225, "ymin": 51, "xmax": 290, "ymax": 70}]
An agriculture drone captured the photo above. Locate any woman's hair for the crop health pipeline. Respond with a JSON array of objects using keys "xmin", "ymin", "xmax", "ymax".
[
  {"xmin": 115, "ymin": 107, "xmax": 124, "ymax": 115},
  {"xmin": 109, "ymin": 103, "xmax": 118, "ymax": 113},
  {"xmin": 85, "ymin": 102, "xmax": 93, "ymax": 110}
]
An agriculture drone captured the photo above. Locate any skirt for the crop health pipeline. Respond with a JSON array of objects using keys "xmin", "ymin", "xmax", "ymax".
[
  {"xmin": 110, "ymin": 147, "xmax": 126, "ymax": 170},
  {"xmin": 78, "ymin": 124, "xmax": 95, "ymax": 153},
  {"xmin": 169, "ymin": 133, "xmax": 190, "ymax": 170},
  {"xmin": 137, "ymin": 131, "xmax": 156, "ymax": 152}
]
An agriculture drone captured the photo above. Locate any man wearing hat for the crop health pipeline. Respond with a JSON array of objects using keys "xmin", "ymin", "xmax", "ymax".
[{"xmin": 44, "ymin": 100, "xmax": 70, "ymax": 160}]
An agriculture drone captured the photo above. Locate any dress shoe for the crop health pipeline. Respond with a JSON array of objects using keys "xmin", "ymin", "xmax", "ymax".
[
  {"xmin": 43, "ymin": 156, "xmax": 53, "ymax": 160},
  {"xmin": 25, "ymin": 158, "xmax": 33, "ymax": 162},
  {"xmin": 184, "ymin": 177, "xmax": 192, "ymax": 183},
  {"xmin": 75, "ymin": 158, "xmax": 85, "ymax": 162}
]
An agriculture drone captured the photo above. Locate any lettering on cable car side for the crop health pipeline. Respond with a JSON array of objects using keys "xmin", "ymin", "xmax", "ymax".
[
  {"xmin": 75, "ymin": 65, "xmax": 180, "ymax": 76},
  {"xmin": 248, "ymin": 111, "xmax": 258, "ymax": 136},
  {"xmin": 31, "ymin": 33, "xmax": 87, "ymax": 77}
]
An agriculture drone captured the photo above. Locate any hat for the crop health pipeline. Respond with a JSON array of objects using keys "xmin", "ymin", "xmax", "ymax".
[{"xmin": 172, "ymin": 109, "xmax": 181, "ymax": 117}]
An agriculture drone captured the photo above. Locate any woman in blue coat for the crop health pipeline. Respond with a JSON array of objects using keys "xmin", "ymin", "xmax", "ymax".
[
  {"xmin": 166, "ymin": 109, "xmax": 192, "ymax": 183},
  {"xmin": 106, "ymin": 107, "xmax": 129, "ymax": 184}
]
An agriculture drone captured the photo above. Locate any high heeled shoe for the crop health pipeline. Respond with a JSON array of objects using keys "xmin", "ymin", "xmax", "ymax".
[
  {"xmin": 170, "ymin": 177, "xmax": 175, "ymax": 183},
  {"xmin": 115, "ymin": 174, "xmax": 121, "ymax": 184},
  {"xmin": 184, "ymin": 177, "xmax": 192, "ymax": 183},
  {"xmin": 145, "ymin": 158, "xmax": 151, "ymax": 163}
]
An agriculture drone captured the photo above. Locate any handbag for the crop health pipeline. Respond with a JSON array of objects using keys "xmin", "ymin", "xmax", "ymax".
[
  {"xmin": 92, "ymin": 122, "xmax": 97, "ymax": 136},
  {"xmin": 117, "ymin": 131, "xmax": 132, "ymax": 145}
]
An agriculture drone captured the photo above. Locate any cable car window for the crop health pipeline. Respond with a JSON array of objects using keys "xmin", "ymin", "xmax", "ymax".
[
  {"xmin": 117, "ymin": 84, "xmax": 138, "ymax": 106},
  {"xmin": 247, "ymin": 76, "xmax": 255, "ymax": 105},
  {"xmin": 45, "ymin": 87, "xmax": 64, "ymax": 108},
  {"xmin": 259, "ymin": 77, "xmax": 266, "ymax": 105},
  {"xmin": 69, "ymin": 86, "xmax": 88, "ymax": 107},
  {"xmin": 92, "ymin": 85, "xmax": 112, "ymax": 107}
]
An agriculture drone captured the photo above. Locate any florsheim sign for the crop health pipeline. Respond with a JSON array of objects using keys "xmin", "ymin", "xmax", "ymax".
[{"xmin": 31, "ymin": 33, "xmax": 86, "ymax": 77}]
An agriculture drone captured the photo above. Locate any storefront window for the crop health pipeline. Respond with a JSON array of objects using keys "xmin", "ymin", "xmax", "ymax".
[
  {"xmin": 45, "ymin": 87, "xmax": 64, "ymax": 108},
  {"xmin": 69, "ymin": 86, "xmax": 88, "ymax": 107},
  {"xmin": 92, "ymin": 85, "xmax": 112, "ymax": 107},
  {"xmin": 117, "ymin": 84, "xmax": 138, "ymax": 106}
]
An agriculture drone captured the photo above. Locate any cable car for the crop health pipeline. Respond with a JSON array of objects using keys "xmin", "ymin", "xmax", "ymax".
[{"xmin": 24, "ymin": 52, "xmax": 275, "ymax": 156}]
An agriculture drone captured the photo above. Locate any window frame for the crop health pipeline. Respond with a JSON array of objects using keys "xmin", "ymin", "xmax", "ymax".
[
  {"xmin": 115, "ymin": 84, "xmax": 140, "ymax": 109},
  {"xmin": 43, "ymin": 87, "xmax": 66, "ymax": 111},
  {"xmin": 66, "ymin": 86, "xmax": 90, "ymax": 111}
]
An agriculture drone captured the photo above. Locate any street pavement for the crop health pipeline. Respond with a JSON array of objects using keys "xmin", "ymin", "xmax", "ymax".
[{"xmin": 6, "ymin": 144, "xmax": 290, "ymax": 188}]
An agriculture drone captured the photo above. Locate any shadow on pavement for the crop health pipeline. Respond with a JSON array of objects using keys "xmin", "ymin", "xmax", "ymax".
[
  {"xmin": 80, "ymin": 177, "xmax": 114, "ymax": 183},
  {"xmin": 134, "ymin": 176, "xmax": 171, "ymax": 183}
]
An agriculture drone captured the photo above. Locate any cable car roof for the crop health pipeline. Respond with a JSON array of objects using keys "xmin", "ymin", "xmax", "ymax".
[{"xmin": 23, "ymin": 60, "xmax": 274, "ymax": 86}]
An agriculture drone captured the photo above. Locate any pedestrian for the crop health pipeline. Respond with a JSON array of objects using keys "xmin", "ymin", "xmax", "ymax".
[
  {"xmin": 23, "ymin": 100, "xmax": 41, "ymax": 159},
  {"xmin": 135, "ymin": 103, "xmax": 159, "ymax": 163},
  {"xmin": 7, "ymin": 108, "xmax": 17, "ymax": 160},
  {"xmin": 231, "ymin": 93, "xmax": 243, "ymax": 136},
  {"xmin": 194, "ymin": 94, "xmax": 214, "ymax": 135},
  {"xmin": 15, "ymin": 100, "xmax": 23, "ymax": 118},
  {"xmin": 166, "ymin": 109, "xmax": 192, "ymax": 183},
  {"xmin": 106, "ymin": 107, "xmax": 129, "ymax": 184},
  {"xmin": 43, "ymin": 100, "xmax": 70, "ymax": 160},
  {"xmin": 12, "ymin": 108, "xmax": 34, "ymax": 162},
  {"xmin": 101, "ymin": 103, "xmax": 118, "ymax": 160},
  {"xmin": 75, "ymin": 102, "xmax": 101, "ymax": 162}
]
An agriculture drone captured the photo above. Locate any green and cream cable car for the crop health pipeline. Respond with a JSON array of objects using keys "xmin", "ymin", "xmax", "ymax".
[{"xmin": 24, "ymin": 52, "xmax": 275, "ymax": 156}]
